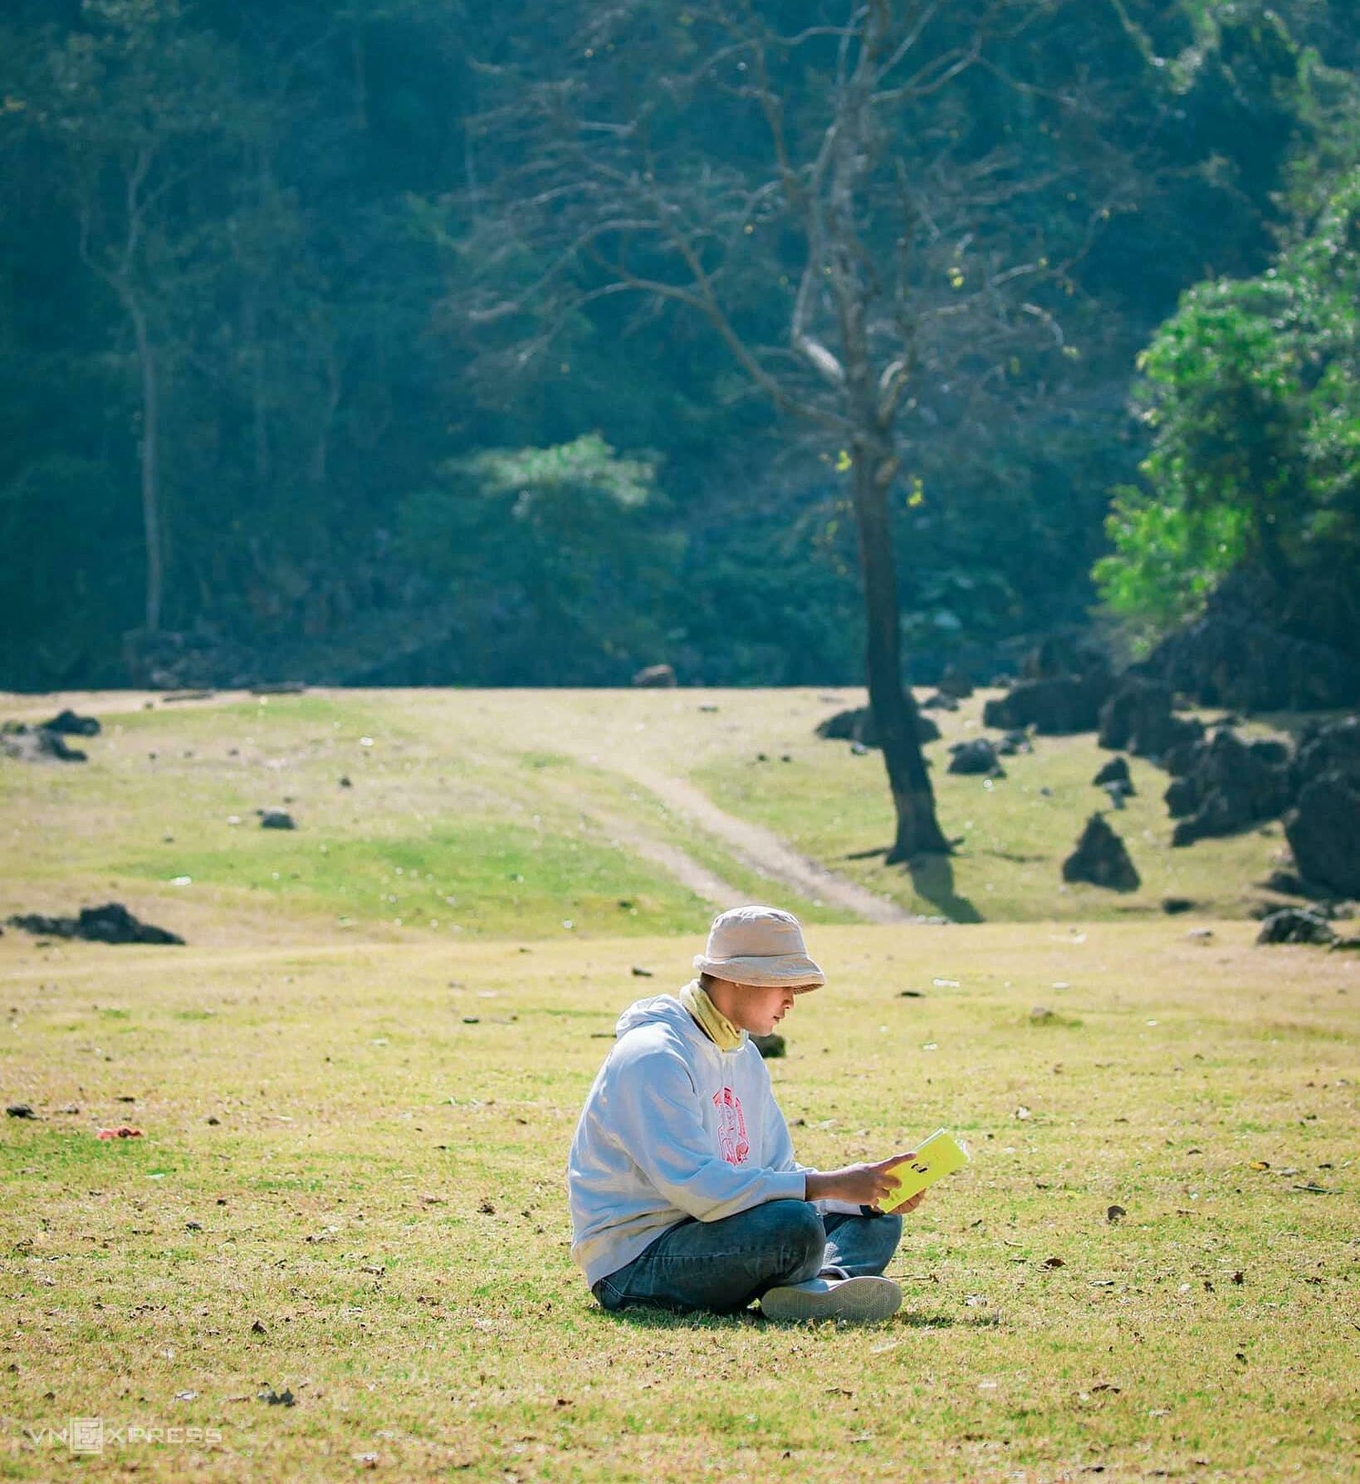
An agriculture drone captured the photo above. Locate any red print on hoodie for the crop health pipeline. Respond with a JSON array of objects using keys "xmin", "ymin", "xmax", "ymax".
[{"xmin": 712, "ymin": 1087, "xmax": 750, "ymax": 1166}]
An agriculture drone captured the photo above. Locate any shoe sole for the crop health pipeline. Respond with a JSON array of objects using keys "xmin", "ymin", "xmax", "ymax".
[{"xmin": 761, "ymin": 1276, "xmax": 901, "ymax": 1323}]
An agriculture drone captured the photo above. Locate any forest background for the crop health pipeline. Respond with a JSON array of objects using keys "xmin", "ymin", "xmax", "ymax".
[{"xmin": 1, "ymin": 0, "xmax": 1357, "ymax": 696}]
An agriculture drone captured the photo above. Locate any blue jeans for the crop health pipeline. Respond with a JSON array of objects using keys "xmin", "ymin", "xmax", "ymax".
[{"xmin": 591, "ymin": 1200, "xmax": 903, "ymax": 1316}]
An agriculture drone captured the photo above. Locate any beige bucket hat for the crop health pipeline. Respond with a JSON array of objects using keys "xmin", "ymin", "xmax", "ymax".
[{"xmin": 693, "ymin": 905, "xmax": 825, "ymax": 990}]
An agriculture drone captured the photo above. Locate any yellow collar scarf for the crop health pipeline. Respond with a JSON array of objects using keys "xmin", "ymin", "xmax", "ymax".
[{"xmin": 678, "ymin": 979, "xmax": 745, "ymax": 1052}]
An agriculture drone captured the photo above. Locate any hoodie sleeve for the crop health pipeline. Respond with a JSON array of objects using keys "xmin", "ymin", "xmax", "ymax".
[
  {"xmin": 761, "ymin": 1075, "xmax": 805, "ymax": 1176},
  {"xmin": 608, "ymin": 1045, "xmax": 806, "ymax": 1221}
]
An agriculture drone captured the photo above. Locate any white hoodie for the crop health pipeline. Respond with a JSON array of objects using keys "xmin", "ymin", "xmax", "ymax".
[{"xmin": 567, "ymin": 993, "xmax": 810, "ymax": 1288}]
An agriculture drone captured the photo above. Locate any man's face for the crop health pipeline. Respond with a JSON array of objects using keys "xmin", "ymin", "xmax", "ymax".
[{"xmin": 727, "ymin": 981, "xmax": 798, "ymax": 1037}]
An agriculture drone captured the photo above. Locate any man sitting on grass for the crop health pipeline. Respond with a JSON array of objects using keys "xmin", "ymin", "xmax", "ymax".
[{"xmin": 568, "ymin": 904, "xmax": 923, "ymax": 1322}]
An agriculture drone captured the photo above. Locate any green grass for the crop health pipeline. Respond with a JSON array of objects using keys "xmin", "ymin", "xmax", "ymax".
[
  {"xmin": 0, "ymin": 686, "xmax": 1300, "ymax": 935},
  {"xmin": 1, "ymin": 686, "xmax": 1356, "ymax": 1480},
  {"xmin": 693, "ymin": 689, "xmax": 1294, "ymax": 921},
  {"xmin": 1, "ymin": 923, "xmax": 1356, "ymax": 1481},
  {"xmin": 0, "ymin": 690, "xmax": 842, "ymax": 943}
]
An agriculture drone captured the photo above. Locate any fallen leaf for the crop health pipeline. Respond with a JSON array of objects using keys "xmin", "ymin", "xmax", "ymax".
[
  {"xmin": 1249, "ymin": 1160, "xmax": 1270, "ymax": 1171},
  {"xmin": 478, "ymin": 1199, "xmax": 496, "ymax": 1215},
  {"xmin": 1015, "ymin": 1106, "xmax": 1032, "ymax": 1121},
  {"xmin": 1043, "ymin": 1256, "xmax": 1066, "ymax": 1269},
  {"xmin": 251, "ymin": 1320, "xmax": 267, "ymax": 1335}
]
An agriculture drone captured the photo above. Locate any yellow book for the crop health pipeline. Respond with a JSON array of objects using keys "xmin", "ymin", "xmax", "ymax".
[{"xmin": 878, "ymin": 1129, "xmax": 970, "ymax": 1211}]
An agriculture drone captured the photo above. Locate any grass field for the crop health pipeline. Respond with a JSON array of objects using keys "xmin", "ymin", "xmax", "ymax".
[{"xmin": 2, "ymin": 688, "xmax": 1357, "ymax": 1482}]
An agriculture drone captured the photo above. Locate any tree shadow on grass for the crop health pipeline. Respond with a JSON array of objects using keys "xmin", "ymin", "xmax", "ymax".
[{"xmin": 906, "ymin": 852, "xmax": 983, "ymax": 923}]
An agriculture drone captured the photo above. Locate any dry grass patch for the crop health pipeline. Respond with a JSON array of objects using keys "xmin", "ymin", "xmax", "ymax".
[{"xmin": 1, "ymin": 922, "xmax": 1356, "ymax": 1482}]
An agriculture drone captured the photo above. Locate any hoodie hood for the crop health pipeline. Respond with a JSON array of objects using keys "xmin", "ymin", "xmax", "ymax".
[{"xmin": 614, "ymin": 992, "xmax": 745, "ymax": 1046}]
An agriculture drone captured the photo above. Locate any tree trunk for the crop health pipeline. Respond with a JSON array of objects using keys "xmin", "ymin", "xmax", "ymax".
[
  {"xmin": 126, "ymin": 290, "xmax": 163, "ymax": 634},
  {"xmin": 823, "ymin": 1, "xmax": 948, "ymax": 862},
  {"xmin": 850, "ymin": 447, "xmax": 950, "ymax": 861}
]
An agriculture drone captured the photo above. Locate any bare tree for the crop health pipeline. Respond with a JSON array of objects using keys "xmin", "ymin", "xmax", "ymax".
[
  {"xmin": 38, "ymin": 1, "xmax": 243, "ymax": 635},
  {"xmin": 461, "ymin": 0, "xmax": 1129, "ymax": 860}
]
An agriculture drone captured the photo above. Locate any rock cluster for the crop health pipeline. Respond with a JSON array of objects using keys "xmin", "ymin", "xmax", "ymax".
[{"xmin": 6, "ymin": 903, "xmax": 184, "ymax": 945}]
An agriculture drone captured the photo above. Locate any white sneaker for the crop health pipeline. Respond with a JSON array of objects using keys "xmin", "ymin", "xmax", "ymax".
[{"xmin": 760, "ymin": 1275, "xmax": 901, "ymax": 1323}]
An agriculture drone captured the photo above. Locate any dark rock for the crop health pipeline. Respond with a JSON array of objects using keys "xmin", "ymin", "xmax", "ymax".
[
  {"xmin": 1092, "ymin": 756, "xmax": 1133, "ymax": 790},
  {"xmin": 1285, "ymin": 773, "xmax": 1360, "ymax": 898},
  {"xmin": 815, "ymin": 706, "xmax": 939, "ymax": 747},
  {"xmin": 1020, "ymin": 636, "xmax": 1108, "ymax": 681},
  {"xmin": 1250, "ymin": 740, "xmax": 1290, "ymax": 770},
  {"xmin": 1, "ymin": 725, "xmax": 87, "ymax": 763},
  {"xmin": 1061, "ymin": 815, "xmax": 1140, "ymax": 892},
  {"xmin": 948, "ymin": 739, "xmax": 1003, "ymax": 777},
  {"xmin": 1290, "ymin": 715, "xmax": 1360, "ymax": 796},
  {"xmin": 1166, "ymin": 730, "xmax": 1292, "ymax": 847},
  {"xmin": 1260, "ymin": 869, "xmax": 1307, "ymax": 897},
  {"xmin": 1255, "ymin": 908, "xmax": 1337, "ymax": 946},
  {"xmin": 995, "ymin": 729, "xmax": 1032, "ymax": 757},
  {"xmin": 1162, "ymin": 897, "xmax": 1196, "ymax": 914},
  {"xmin": 937, "ymin": 666, "xmax": 974, "ymax": 699},
  {"xmin": 631, "ymin": 663, "xmax": 676, "ymax": 688},
  {"xmin": 39, "ymin": 710, "xmax": 101, "ymax": 737},
  {"xmin": 1102, "ymin": 782, "xmax": 1129, "ymax": 810},
  {"xmin": 1142, "ymin": 573, "xmax": 1360, "ymax": 711},
  {"xmin": 260, "ymin": 810, "xmax": 297, "ymax": 830},
  {"xmin": 6, "ymin": 1104, "xmax": 37, "ymax": 1119},
  {"xmin": 750, "ymin": 1032, "xmax": 786, "ymax": 1059},
  {"xmin": 1098, "ymin": 679, "xmax": 1204, "ymax": 758},
  {"xmin": 1165, "ymin": 776, "xmax": 1200, "ymax": 819},
  {"xmin": 1163, "ymin": 740, "xmax": 1201, "ymax": 778},
  {"xmin": 982, "ymin": 671, "xmax": 1114, "ymax": 736},
  {"xmin": 921, "ymin": 691, "xmax": 959, "ymax": 712},
  {"xmin": 6, "ymin": 903, "xmax": 183, "ymax": 945}
]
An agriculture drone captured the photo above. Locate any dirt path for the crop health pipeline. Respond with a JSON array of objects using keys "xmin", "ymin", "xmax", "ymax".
[
  {"xmin": 613, "ymin": 764, "xmax": 913, "ymax": 923},
  {"xmin": 12, "ymin": 685, "xmax": 912, "ymax": 924},
  {"xmin": 583, "ymin": 801, "xmax": 746, "ymax": 908}
]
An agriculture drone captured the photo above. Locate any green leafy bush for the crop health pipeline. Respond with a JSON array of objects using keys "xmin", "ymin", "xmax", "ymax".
[{"xmin": 1096, "ymin": 168, "xmax": 1360, "ymax": 650}]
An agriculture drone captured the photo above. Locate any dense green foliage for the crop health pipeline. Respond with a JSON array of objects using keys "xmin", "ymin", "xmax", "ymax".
[
  {"xmin": 1097, "ymin": 167, "xmax": 1360, "ymax": 650},
  {"xmin": 0, "ymin": 0, "xmax": 1355, "ymax": 689}
]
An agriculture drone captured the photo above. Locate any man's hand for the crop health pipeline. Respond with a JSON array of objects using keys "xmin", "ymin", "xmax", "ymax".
[{"xmin": 804, "ymin": 1153, "xmax": 926, "ymax": 1213}]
